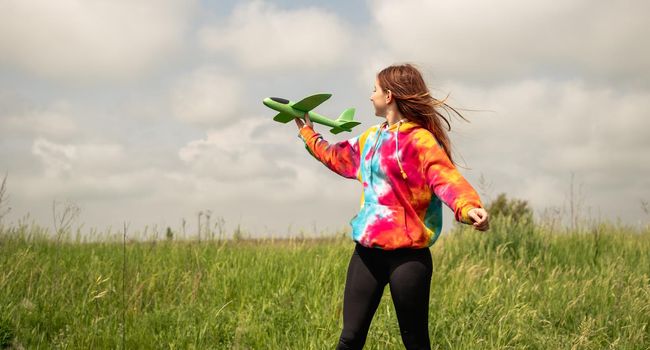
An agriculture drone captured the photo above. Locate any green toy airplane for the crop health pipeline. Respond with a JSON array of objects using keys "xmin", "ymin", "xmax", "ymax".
[{"xmin": 263, "ymin": 93, "xmax": 360, "ymax": 134}]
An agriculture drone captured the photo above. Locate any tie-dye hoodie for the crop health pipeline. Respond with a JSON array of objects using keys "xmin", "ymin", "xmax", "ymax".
[{"xmin": 299, "ymin": 120, "xmax": 483, "ymax": 250}]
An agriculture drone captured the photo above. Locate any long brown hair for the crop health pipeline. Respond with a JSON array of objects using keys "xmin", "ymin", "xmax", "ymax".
[{"xmin": 377, "ymin": 64, "xmax": 467, "ymax": 164}]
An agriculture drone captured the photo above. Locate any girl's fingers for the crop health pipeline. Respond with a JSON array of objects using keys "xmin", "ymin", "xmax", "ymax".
[
  {"xmin": 295, "ymin": 113, "xmax": 313, "ymax": 130},
  {"xmin": 469, "ymin": 208, "xmax": 489, "ymax": 231},
  {"xmin": 304, "ymin": 112, "xmax": 313, "ymax": 127},
  {"xmin": 295, "ymin": 117, "xmax": 304, "ymax": 129},
  {"xmin": 473, "ymin": 220, "xmax": 488, "ymax": 231},
  {"xmin": 469, "ymin": 209, "xmax": 483, "ymax": 223}
]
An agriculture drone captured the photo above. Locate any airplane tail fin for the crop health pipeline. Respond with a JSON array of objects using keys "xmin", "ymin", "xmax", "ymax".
[
  {"xmin": 336, "ymin": 108, "xmax": 356, "ymax": 122},
  {"xmin": 331, "ymin": 108, "xmax": 360, "ymax": 134}
]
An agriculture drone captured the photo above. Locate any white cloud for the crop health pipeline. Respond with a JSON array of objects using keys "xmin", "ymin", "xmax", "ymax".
[
  {"xmin": 171, "ymin": 67, "xmax": 243, "ymax": 126},
  {"xmin": 0, "ymin": 101, "xmax": 78, "ymax": 139},
  {"xmin": 199, "ymin": 0, "xmax": 351, "ymax": 71},
  {"xmin": 175, "ymin": 115, "xmax": 365, "ymax": 202},
  {"xmin": 178, "ymin": 118, "xmax": 297, "ymax": 182},
  {"xmin": 0, "ymin": 0, "xmax": 196, "ymax": 81},
  {"xmin": 369, "ymin": 0, "xmax": 650, "ymax": 84},
  {"xmin": 32, "ymin": 138, "xmax": 129, "ymax": 177},
  {"xmin": 32, "ymin": 138, "xmax": 76, "ymax": 177},
  {"xmin": 27, "ymin": 138, "xmax": 161, "ymax": 200}
]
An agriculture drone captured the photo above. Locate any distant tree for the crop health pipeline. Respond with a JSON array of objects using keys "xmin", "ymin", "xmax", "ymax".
[
  {"xmin": 166, "ymin": 227, "xmax": 174, "ymax": 241},
  {"xmin": 486, "ymin": 193, "xmax": 533, "ymax": 224}
]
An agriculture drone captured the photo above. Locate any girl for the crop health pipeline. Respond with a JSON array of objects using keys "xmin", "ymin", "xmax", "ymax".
[{"xmin": 295, "ymin": 64, "xmax": 489, "ymax": 350}]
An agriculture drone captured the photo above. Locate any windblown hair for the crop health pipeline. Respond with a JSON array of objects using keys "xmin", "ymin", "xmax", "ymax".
[{"xmin": 377, "ymin": 64, "xmax": 467, "ymax": 164}]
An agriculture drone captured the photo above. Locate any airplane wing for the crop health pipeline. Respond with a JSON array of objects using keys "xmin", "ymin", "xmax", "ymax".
[
  {"xmin": 292, "ymin": 93, "xmax": 332, "ymax": 112},
  {"xmin": 273, "ymin": 112, "xmax": 295, "ymax": 123}
]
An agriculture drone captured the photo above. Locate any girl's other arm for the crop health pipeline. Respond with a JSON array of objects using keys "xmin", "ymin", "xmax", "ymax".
[{"xmin": 422, "ymin": 136, "xmax": 486, "ymax": 227}]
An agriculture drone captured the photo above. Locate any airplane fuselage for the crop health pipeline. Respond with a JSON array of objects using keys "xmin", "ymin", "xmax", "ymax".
[{"xmin": 263, "ymin": 97, "xmax": 343, "ymax": 129}]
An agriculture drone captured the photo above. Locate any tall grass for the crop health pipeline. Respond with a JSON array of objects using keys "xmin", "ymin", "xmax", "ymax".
[{"xmin": 1, "ymin": 219, "xmax": 649, "ymax": 349}]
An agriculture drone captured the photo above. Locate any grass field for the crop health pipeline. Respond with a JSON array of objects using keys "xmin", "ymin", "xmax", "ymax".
[{"xmin": 1, "ymin": 219, "xmax": 649, "ymax": 349}]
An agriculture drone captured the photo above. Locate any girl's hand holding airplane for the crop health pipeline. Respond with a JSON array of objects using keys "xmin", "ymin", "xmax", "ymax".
[{"xmin": 295, "ymin": 112, "xmax": 313, "ymax": 130}]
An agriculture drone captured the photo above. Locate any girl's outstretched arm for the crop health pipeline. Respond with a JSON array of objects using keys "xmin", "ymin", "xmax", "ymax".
[{"xmin": 295, "ymin": 113, "xmax": 362, "ymax": 180}]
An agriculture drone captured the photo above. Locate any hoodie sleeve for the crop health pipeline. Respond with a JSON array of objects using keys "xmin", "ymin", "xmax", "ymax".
[
  {"xmin": 419, "ymin": 132, "xmax": 483, "ymax": 224},
  {"xmin": 298, "ymin": 125, "xmax": 361, "ymax": 180}
]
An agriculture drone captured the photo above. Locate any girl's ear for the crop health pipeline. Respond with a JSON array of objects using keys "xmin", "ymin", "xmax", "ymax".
[{"xmin": 386, "ymin": 89, "xmax": 392, "ymax": 104}]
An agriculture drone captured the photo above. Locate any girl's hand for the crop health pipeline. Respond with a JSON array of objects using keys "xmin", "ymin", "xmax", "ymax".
[
  {"xmin": 468, "ymin": 208, "xmax": 489, "ymax": 231},
  {"xmin": 294, "ymin": 112, "xmax": 313, "ymax": 130}
]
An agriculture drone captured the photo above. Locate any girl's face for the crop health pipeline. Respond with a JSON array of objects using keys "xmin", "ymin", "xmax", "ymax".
[{"xmin": 370, "ymin": 78, "xmax": 389, "ymax": 117}]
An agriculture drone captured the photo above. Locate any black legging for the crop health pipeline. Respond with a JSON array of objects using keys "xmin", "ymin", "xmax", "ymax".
[{"xmin": 337, "ymin": 243, "xmax": 433, "ymax": 350}]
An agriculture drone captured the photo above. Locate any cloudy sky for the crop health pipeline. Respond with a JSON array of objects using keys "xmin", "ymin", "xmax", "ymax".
[{"xmin": 1, "ymin": 0, "xmax": 649, "ymax": 238}]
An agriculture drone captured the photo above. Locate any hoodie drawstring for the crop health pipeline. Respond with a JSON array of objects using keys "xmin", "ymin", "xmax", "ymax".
[
  {"xmin": 369, "ymin": 120, "xmax": 408, "ymax": 181},
  {"xmin": 395, "ymin": 120, "xmax": 407, "ymax": 179}
]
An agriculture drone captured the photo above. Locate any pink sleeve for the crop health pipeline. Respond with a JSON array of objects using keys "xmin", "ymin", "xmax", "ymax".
[{"xmin": 299, "ymin": 126, "xmax": 361, "ymax": 180}]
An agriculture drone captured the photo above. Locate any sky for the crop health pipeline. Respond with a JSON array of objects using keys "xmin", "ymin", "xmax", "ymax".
[{"xmin": 1, "ymin": 0, "xmax": 649, "ymax": 238}]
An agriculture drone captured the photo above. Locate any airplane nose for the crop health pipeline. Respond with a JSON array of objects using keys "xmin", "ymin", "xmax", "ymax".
[
  {"xmin": 270, "ymin": 97, "xmax": 289, "ymax": 104},
  {"xmin": 262, "ymin": 97, "xmax": 277, "ymax": 108}
]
